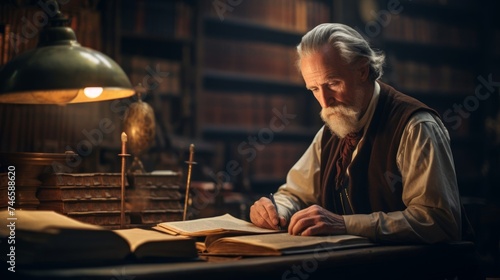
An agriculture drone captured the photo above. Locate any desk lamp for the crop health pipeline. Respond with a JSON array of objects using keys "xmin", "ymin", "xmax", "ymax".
[{"xmin": 0, "ymin": 0, "xmax": 134, "ymax": 104}]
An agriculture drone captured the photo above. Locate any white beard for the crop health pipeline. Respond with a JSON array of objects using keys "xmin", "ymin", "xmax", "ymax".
[{"xmin": 320, "ymin": 104, "xmax": 362, "ymax": 138}]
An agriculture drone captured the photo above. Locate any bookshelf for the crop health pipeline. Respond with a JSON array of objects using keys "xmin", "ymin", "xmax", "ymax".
[
  {"xmin": 374, "ymin": 0, "xmax": 489, "ymax": 199},
  {"xmin": 117, "ymin": 0, "xmax": 197, "ymax": 138},
  {"xmin": 195, "ymin": 0, "xmax": 331, "ymax": 194}
]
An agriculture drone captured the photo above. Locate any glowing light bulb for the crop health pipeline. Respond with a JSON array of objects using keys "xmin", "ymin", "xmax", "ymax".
[{"xmin": 84, "ymin": 87, "xmax": 103, "ymax": 99}]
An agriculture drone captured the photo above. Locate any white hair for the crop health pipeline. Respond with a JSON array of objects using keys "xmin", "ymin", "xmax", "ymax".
[{"xmin": 297, "ymin": 23, "xmax": 385, "ymax": 81}]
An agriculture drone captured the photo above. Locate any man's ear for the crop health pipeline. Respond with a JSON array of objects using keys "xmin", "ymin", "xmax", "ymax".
[{"xmin": 356, "ymin": 58, "xmax": 370, "ymax": 82}]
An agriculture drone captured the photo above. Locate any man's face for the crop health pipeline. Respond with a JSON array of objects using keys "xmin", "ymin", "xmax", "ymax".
[{"xmin": 300, "ymin": 45, "xmax": 368, "ymax": 138}]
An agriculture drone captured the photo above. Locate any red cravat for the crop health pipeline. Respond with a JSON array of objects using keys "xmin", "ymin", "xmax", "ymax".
[{"xmin": 335, "ymin": 132, "xmax": 362, "ymax": 190}]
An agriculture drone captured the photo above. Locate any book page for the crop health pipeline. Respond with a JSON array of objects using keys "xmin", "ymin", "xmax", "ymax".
[
  {"xmin": 0, "ymin": 210, "xmax": 101, "ymax": 236},
  {"xmin": 157, "ymin": 213, "xmax": 278, "ymax": 237},
  {"xmin": 113, "ymin": 228, "xmax": 193, "ymax": 252},
  {"xmin": 114, "ymin": 228, "xmax": 198, "ymax": 259},
  {"xmin": 206, "ymin": 232, "xmax": 372, "ymax": 256}
]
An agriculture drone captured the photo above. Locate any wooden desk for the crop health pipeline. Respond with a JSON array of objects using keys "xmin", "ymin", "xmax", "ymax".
[{"xmin": 9, "ymin": 242, "xmax": 483, "ymax": 280}]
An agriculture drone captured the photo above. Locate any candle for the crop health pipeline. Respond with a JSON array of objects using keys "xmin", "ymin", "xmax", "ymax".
[
  {"xmin": 120, "ymin": 132, "xmax": 128, "ymax": 228},
  {"xmin": 121, "ymin": 132, "xmax": 127, "ymax": 154}
]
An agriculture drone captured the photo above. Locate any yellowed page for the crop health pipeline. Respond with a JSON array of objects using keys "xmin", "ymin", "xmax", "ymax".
[
  {"xmin": 206, "ymin": 232, "xmax": 372, "ymax": 256},
  {"xmin": 113, "ymin": 228, "xmax": 197, "ymax": 258},
  {"xmin": 113, "ymin": 228, "xmax": 192, "ymax": 252},
  {"xmin": 156, "ymin": 213, "xmax": 278, "ymax": 237},
  {"xmin": 0, "ymin": 210, "xmax": 101, "ymax": 236}
]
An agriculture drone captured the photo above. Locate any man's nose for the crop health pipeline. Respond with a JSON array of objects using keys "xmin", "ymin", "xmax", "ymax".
[{"xmin": 316, "ymin": 87, "xmax": 335, "ymax": 108}]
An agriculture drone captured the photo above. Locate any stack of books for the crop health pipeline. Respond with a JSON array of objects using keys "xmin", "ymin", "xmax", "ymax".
[
  {"xmin": 37, "ymin": 172, "xmax": 184, "ymax": 228},
  {"xmin": 127, "ymin": 172, "xmax": 184, "ymax": 225}
]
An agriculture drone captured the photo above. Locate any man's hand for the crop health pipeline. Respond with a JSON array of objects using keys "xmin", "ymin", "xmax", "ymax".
[
  {"xmin": 250, "ymin": 197, "xmax": 287, "ymax": 230},
  {"xmin": 288, "ymin": 205, "xmax": 346, "ymax": 236}
]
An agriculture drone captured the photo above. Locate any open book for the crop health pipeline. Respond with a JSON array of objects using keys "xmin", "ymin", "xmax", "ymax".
[
  {"xmin": 0, "ymin": 210, "xmax": 197, "ymax": 266},
  {"xmin": 202, "ymin": 232, "xmax": 374, "ymax": 256},
  {"xmin": 154, "ymin": 213, "xmax": 279, "ymax": 237},
  {"xmin": 155, "ymin": 213, "xmax": 374, "ymax": 256}
]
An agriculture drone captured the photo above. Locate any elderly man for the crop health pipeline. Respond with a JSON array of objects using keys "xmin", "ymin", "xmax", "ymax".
[{"xmin": 250, "ymin": 23, "xmax": 468, "ymax": 244}]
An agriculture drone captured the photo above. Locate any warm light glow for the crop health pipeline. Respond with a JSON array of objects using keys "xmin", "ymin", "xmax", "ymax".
[{"xmin": 84, "ymin": 87, "xmax": 103, "ymax": 98}]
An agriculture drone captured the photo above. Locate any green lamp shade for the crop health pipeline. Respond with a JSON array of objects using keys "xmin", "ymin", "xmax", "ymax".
[
  {"xmin": 0, "ymin": 10, "xmax": 134, "ymax": 105},
  {"xmin": 0, "ymin": 42, "xmax": 134, "ymax": 104}
]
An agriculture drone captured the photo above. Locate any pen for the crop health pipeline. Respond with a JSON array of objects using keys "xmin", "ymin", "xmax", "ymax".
[{"xmin": 269, "ymin": 193, "xmax": 282, "ymax": 230}]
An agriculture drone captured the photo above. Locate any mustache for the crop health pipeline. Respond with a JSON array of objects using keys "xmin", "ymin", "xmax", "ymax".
[{"xmin": 320, "ymin": 104, "xmax": 360, "ymax": 119}]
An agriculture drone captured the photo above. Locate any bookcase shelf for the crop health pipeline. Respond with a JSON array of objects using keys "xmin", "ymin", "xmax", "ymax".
[
  {"xmin": 202, "ymin": 125, "xmax": 317, "ymax": 142},
  {"xmin": 203, "ymin": 70, "xmax": 306, "ymax": 94},
  {"xmin": 403, "ymin": 89, "xmax": 477, "ymax": 101},
  {"xmin": 400, "ymin": 1, "xmax": 479, "ymax": 25},
  {"xmin": 204, "ymin": 16, "xmax": 303, "ymax": 46},
  {"xmin": 120, "ymin": 32, "xmax": 192, "ymax": 60},
  {"xmin": 384, "ymin": 40, "xmax": 479, "ymax": 69}
]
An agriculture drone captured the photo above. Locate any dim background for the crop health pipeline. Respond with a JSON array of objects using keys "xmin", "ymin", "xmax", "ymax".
[{"xmin": 1, "ymin": 0, "xmax": 499, "ymax": 276}]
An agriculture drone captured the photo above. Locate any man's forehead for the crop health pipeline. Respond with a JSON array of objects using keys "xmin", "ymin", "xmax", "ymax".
[{"xmin": 300, "ymin": 47, "xmax": 347, "ymax": 74}]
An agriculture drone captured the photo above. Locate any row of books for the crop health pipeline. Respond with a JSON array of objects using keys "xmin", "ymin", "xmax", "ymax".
[
  {"xmin": 250, "ymin": 142, "xmax": 309, "ymax": 181},
  {"xmin": 384, "ymin": 14, "xmax": 478, "ymax": 50},
  {"xmin": 0, "ymin": 3, "xmax": 102, "ymax": 67},
  {"xmin": 121, "ymin": 55, "xmax": 182, "ymax": 96},
  {"xmin": 387, "ymin": 58, "xmax": 475, "ymax": 94},
  {"xmin": 120, "ymin": 0, "xmax": 193, "ymax": 39},
  {"xmin": 200, "ymin": 90, "xmax": 308, "ymax": 129},
  {"xmin": 204, "ymin": 37, "xmax": 303, "ymax": 84},
  {"xmin": 0, "ymin": 101, "xmax": 106, "ymax": 155},
  {"xmin": 200, "ymin": 0, "xmax": 330, "ymax": 33}
]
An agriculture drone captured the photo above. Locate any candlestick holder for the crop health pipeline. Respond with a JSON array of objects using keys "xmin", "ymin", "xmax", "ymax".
[{"xmin": 119, "ymin": 132, "xmax": 130, "ymax": 228}]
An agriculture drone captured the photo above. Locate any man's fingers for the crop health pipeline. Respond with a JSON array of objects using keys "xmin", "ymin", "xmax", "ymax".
[
  {"xmin": 288, "ymin": 205, "xmax": 347, "ymax": 236},
  {"xmin": 288, "ymin": 207, "xmax": 310, "ymax": 234},
  {"xmin": 250, "ymin": 199, "xmax": 276, "ymax": 229},
  {"xmin": 263, "ymin": 200, "xmax": 279, "ymax": 226},
  {"xmin": 288, "ymin": 211, "xmax": 314, "ymax": 235}
]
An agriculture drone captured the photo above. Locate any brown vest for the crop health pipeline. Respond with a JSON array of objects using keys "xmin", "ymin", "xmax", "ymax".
[{"xmin": 319, "ymin": 82, "xmax": 437, "ymax": 214}]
